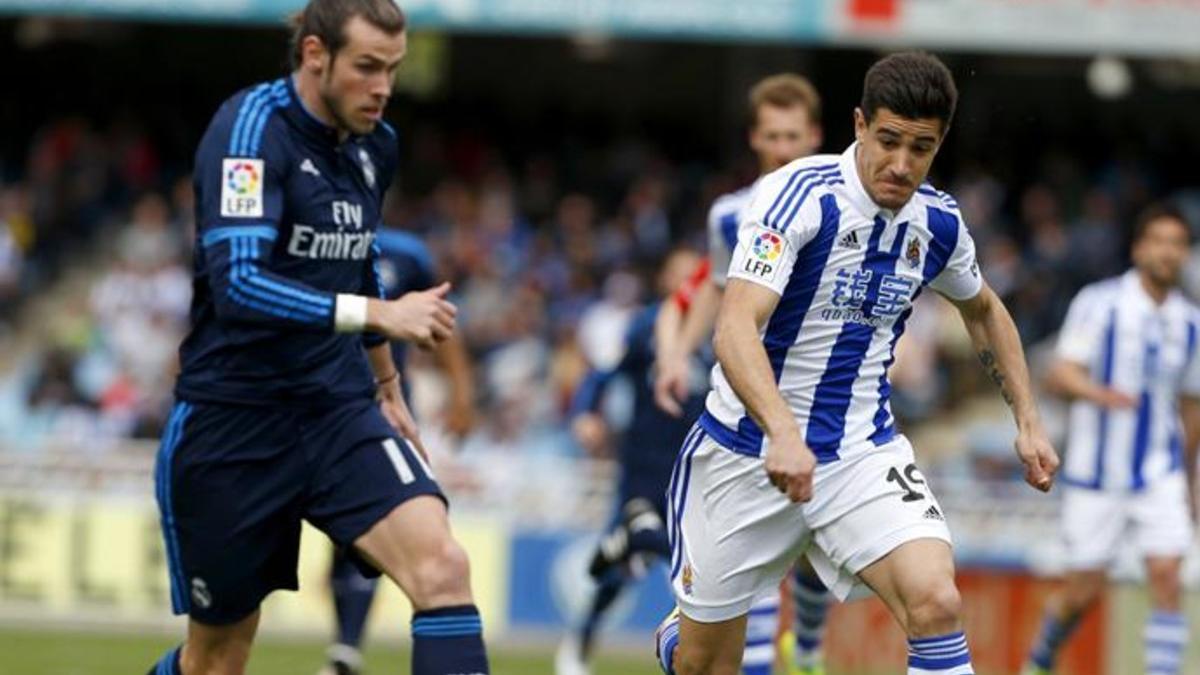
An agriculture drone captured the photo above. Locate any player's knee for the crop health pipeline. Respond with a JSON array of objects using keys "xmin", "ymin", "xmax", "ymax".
[
  {"xmin": 1148, "ymin": 566, "xmax": 1183, "ymax": 610},
  {"xmin": 905, "ymin": 580, "xmax": 962, "ymax": 636},
  {"xmin": 675, "ymin": 641, "xmax": 740, "ymax": 675},
  {"xmin": 408, "ymin": 538, "xmax": 472, "ymax": 607}
]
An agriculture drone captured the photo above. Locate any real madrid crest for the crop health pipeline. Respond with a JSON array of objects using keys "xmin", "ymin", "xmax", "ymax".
[
  {"xmin": 906, "ymin": 236, "xmax": 921, "ymax": 269},
  {"xmin": 358, "ymin": 147, "xmax": 376, "ymax": 189}
]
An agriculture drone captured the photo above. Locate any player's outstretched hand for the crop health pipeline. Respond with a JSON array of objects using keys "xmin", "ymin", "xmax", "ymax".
[
  {"xmin": 765, "ymin": 432, "xmax": 816, "ymax": 503},
  {"xmin": 653, "ymin": 354, "xmax": 690, "ymax": 417},
  {"xmin": 370, "ymin": 282, "xmax": 457, "ymax": 348},
  {"xmin": 1014, "ymin": 425, "xmax": 1059, "ymax": 493}
]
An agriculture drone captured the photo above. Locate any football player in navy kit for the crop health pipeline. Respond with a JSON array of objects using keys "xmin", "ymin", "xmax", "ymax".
[{"xmin": 146, "ymin": 2, "xmax": 489, "ymax": 674}]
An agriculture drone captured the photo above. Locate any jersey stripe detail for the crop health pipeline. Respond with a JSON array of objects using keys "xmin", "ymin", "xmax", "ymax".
[
  {"xmin": 764, "ymin": 163, "xmax": 839, "ymax": 230},
  {"xmin": 228, "ymin": 82, "xmax": 272, "ymax": 156},
  {"xmin": 1131, "ymin": 342, "xmax": 1157, "ymax": 490},
  {"xmin": 244, "ymin": 80, "xmax": 290, "ymax": 157},
  {"xmin": 725, "ymin": 194, "xmax": 841, "ymax": 456},
  {"xmin": 223, "ymin": 237, "xmax": 330, "ymax": 322},
  {"xmin": 201, "ymin": 224, "xmax": 277, "ymax": 247},
  {"xmin": 778, "ymin": 169, "xmax": 843, "ymax": 233},
  {"xmin": 806, "ymin": 216, "xmax": 907, "ymax": 460},
  {"xmin": 1091, "ymin": 309, "xmax": 1118, "ymax": 489}
]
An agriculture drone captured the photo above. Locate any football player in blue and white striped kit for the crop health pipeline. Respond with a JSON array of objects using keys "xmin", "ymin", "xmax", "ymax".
[
  {"xmin": 1024, "ymin": 204, "xmax": 1200, "ymax": 675},
  {"xmin": 654, "ymin": 74, "xmax": 832, "ymax": 675},
  {"xmin": 655, "ymin": 51, "xmax": 1059, "ymax": 675}
]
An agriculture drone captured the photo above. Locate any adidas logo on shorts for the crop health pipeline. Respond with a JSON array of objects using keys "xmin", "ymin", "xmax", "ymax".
[
  {"xmin": 838, "ymin": 230, "xmax": 861, "ymax": 250},
  {"xmin": 923, "ymin": 505, "xmax": 944, "ymax": 521}
]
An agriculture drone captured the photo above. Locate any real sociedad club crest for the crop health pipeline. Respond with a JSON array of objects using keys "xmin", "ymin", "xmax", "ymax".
[
  {"xmin": 358, "ymin": 148, "xmax": 376, "ymax": 189},
  {"xmin": 906, "ymin": 236, "xmax": 921, "ymax": 268}
]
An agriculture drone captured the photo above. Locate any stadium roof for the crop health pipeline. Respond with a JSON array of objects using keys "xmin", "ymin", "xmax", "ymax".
[{"xmin": 2, "ymin": 0, "xmax": 1199, "ymax": 57}]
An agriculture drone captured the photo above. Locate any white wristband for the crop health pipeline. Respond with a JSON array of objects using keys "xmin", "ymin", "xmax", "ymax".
[{"xmin": 334, "ymin": 294, "xmax": 369, "ymax": 332}]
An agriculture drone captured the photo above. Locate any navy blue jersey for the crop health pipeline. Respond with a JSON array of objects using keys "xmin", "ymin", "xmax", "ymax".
[
  {"xmin": 375, "ymin": 228, "xmax": 437, "ymax": 375},
  {"xmin": 175, "ymin": 77, "xmax": 398, "ymax": 406},
  {"xmin": 573, "ymin": 303, "xmax": 708, "ymax": 508}
]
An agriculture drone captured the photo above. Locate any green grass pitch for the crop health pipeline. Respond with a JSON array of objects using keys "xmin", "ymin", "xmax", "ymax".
[{"xmin": 0, "ymin": 628, "xmax": 664, "ymax": 675}]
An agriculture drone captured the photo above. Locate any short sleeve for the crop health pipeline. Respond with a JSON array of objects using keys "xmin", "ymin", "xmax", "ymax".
[
  {"xmin": 707, "ymin": 202, "xmax": 738, "ymax": 288},
  {"xmin": 1055, "ymin": 286, "xmax": 1108, "ymax": 366},
  {"xmin": 1181, "ymin": 312, "xmax": 1200, "ymax": 397},
  {"xmin": 725, "ymin": 169, "xmax": 821, "ymax": 296},
  {"xmin": 928, "ymin": 219, "xmax": 982, "ymax": 301}
]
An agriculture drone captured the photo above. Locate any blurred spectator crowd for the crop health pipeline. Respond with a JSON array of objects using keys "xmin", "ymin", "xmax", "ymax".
[{"xmin": 1, "ymin": 114, "xmax": 1198, "ymax": 464}]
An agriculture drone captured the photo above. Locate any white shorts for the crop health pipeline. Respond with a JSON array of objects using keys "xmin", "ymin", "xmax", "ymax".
[
  {"xmin": 667, "ymin": 428, "xmax": 952, "ymax": 622},
  {"xmin": 1061, "ymin": 472, "xmax": 1193, "ymax": 570}
]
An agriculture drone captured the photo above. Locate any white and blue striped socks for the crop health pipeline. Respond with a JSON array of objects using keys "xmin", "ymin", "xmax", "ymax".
[
  {"xmin": 655, "ymin": 611, "xmax": 680, "ymax": 675},
  {"xmin": 1145, "ymin": 611, "xmax": 1187, "ymax": 675},
  {"xmin": 907, "ymin": 631, "xmax": 974, "ymax": 675},
  {"xmin": 793, "ymin": 569, "xmax": 830, "ymax": 669},
  {"xmin": 1027, "ymin": 610, "xmax": 1081, "ymax": 671}
]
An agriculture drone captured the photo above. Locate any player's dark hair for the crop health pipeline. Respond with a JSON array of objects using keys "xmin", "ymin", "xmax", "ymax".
[
  {"xmin": 748, "ymin": 74, "xmax": 822, "ymax": 128},
  {"xmin": 860, "ymin": 51, "xmax": 957, "ymax": 134},
  {"xmin": 289, "ymin": 0, "xmax": 406, "ymax": 68},
  {"xmin": 1132, "ymin": 202, "xmax": 1191, "ymax": 244}
]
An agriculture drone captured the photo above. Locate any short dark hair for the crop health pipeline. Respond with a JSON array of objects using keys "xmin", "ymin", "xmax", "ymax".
[
  {"xmin": 860, "ymin": 51, "xmax": 958, "ymax": 133},
  {"xmin": 289, "ymin": 0, "xmax": 406, "ymax": 69},
  {"xmin": 1133, "ymin": 202, "xmax": 1191, "ymax": 244},
  {"xmin": 748, "ymin": 74, "xmax": 822, "ymax": 128}
]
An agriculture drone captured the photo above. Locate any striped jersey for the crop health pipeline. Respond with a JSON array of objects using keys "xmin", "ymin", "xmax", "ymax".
[
  {"xmin": 175, "ymin": 76, "xmax": 398, "ymax": 406},
  {"xmin": 1057, "ymin": 270, "xmax": 1200, "ymax": 491},
  {"xmin": 700, "ymin": 143, "xmax": 981, "ymax": 464},
  {"xmin": 707, "ymin": 180, "xmax": 758, "ymax": 288}
]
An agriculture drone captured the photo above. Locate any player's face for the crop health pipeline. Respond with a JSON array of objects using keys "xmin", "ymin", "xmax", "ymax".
[
  {"xmin": 853, "ymin": 107, "xmax": 944, "ymax": 211},
  {"xmin": 320, "ymin": 16, "xmax": 407, "ymax": 135},
  {"xmin": 750, "ymin": 104, "xmax": 820, "ymax": 173},
  {"xmin": 658, "ymin": 250, "xmax": 701, "ymax": 297},
  {"xmin": 1133, "ymin": 217, "xmax": 1190, "ymax": 289}
]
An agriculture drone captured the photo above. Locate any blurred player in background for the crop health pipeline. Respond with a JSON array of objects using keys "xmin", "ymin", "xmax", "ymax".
[
  {"xmin": 654, "ymin": 74, "xmax": 831, "ymax": 675},
  {"xmin": 655, "ymin": 51, "xmax": 1059, "ymax": 675},
  {"xmin": 1023, "ymin": 204, "xmax": 1200, "ymax": 675},
  {"xmin": 148, "ymin": 2, "xmax": 490, "ymax": 674},
  {"xmin": 556, "ymin": 248, "xmax": 707, "ymax": 675},
  {"xmin": 321, "ymin": 225, "xmax": 477, "ymax": 675}
]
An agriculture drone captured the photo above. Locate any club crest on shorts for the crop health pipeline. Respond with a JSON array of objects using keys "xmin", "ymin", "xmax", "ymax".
[
  {"xmin": 906, "ymin": 236, "xmax": 922, "ymax": 269},
  {"xmin": 742, "ymin": 226, "xmax": 787, "ymax": 282},
  {"xmin": 681, "ymin": 564, "xmax": 694, "ymax": 595},
  {"xmin": 191, "ymin": 577, "xmax": 213, "ymax": 609}
]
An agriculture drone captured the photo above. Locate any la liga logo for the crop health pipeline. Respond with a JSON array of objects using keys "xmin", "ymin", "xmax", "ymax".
[
  {"xmin": 752, "ymin": 231, "xmax": 783, "ymax": 261},
  {"xmin": 225, "ymin": 161, "xmax": 260, "ymax": 196}
]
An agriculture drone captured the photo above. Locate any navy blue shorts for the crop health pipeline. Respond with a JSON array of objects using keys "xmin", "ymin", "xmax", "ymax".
[{"xmin": 154, "ymin": 397, "xmax": 442, "ymax": 625}]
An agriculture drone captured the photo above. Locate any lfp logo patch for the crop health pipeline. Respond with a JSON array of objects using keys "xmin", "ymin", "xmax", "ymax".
[
  {"xmin": 741, "ymin": 226, "xmax": 788, "ymax": 283},
  {"xmin": 221, "ymin": 158, "xmax": 264, "ymax": 218},
  {"xmin": 752, "ymin": 230, "xmax": 783, "ymax": 261}
]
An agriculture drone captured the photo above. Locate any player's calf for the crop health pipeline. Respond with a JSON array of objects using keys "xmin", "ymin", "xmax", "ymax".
[
  {"xmin": 356, "ymin": 496, "xmax": 489, "ymax": 674},
  {"xmin": 147, "ymin": 611, "xmax": 259, "ymax": 675}
]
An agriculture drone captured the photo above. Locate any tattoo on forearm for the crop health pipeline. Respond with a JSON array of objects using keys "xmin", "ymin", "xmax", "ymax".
[{"xmin": 978, "ymin": 348, "xmax": 1015, "ymax": 406}]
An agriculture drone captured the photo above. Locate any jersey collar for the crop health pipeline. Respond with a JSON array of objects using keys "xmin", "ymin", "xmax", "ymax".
[
  {"xmin": 838, "ymin": 143, "xmax": 916, "ymax": 223},
  {"xmin": 282, "ymin": 75, "xmax": 343, "ymax": 146},
  {"xmin": 1123, "ymin": 267, "xmax": 1184, "ymax": 314}
]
